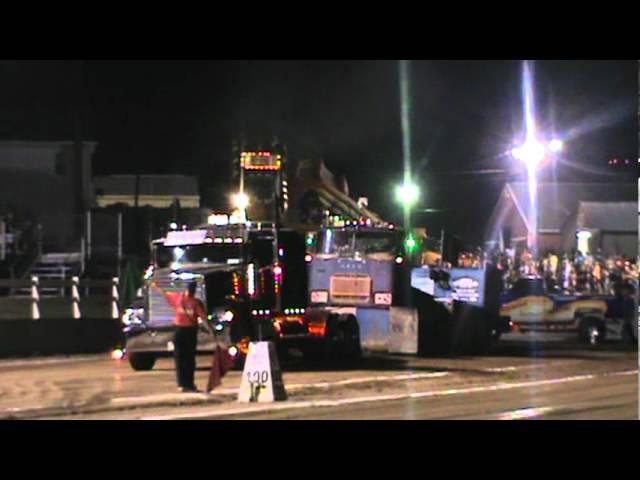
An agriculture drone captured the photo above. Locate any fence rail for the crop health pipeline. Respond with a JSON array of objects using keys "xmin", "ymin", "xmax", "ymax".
[
  {"xmin": 0, "ymin": 277, "xmax": 121, "ymax": 320},
  {"xmin": 0, "ymin": 278, "xmax": 116, "ymax": 289}
]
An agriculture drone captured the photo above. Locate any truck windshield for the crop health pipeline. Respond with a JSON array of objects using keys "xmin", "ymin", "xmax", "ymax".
[
  {"xmin": 155, "ymin": 245, "xmax": 243, "ymax": 268},
  {"xmin": 317, "ymin": 229, "xmax": 398, "ymax": 256},
  {"xmin": 354, "ymin": 231, "xmax": 397, "ymax": 254}
]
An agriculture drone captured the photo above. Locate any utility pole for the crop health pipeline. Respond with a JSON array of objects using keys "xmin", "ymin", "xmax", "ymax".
[
  {"xmin": 0, "ymin": 219, "xmax": 5, "ymax": 261},
  {"xmin": 86, "ymin": 210, "xmax": 92, "ymax": 260},
  {"xmin": 117, "ymin": 211, "xmax": 123, "ymax": 279},
  {"xmin": 399, "ymin": 60, "xmax": 416, "ymax": 307}
]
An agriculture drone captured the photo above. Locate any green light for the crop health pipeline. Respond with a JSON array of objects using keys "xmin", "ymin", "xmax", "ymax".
[
  {"xmin": 405, "ymin": 235, "xmax": 417, "ymax": 253},
  {"xmin": 306, "ymin": 235, "xmax": 314, "ymax": 247}
]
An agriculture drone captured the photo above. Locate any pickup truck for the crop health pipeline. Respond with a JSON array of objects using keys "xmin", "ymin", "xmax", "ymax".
[{"xmin": 500, "ymin": 277, "xmax": 638, "ymax": 345}]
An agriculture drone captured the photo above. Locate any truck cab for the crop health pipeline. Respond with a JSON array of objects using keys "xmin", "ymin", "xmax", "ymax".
[
  {"xmin": 122, "ymin": 218, "xmax": 309, "ymax": 370},
  {"xmin": 302, "ymin": 219, "xmax": 409, "ymax": 357},
  {"xmin": 308, "ymin": 221, "xmax": 405, "ymax": 309}
]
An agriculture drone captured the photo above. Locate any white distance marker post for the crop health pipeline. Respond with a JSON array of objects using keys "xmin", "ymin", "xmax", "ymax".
[
  {"xmin": 111, "ymin": 277, "xmax": 120, "ymax": 320},
  {"xmin": 238, "ymin": 342, "xmax": 287, "ymax": 403},
  {"xmin": 71, "ymin": 276, "xmax": 82, "ymax": 319},
  {"xmin": 31, "ymin": 276, "xmax": 40, "ymax": 320}
]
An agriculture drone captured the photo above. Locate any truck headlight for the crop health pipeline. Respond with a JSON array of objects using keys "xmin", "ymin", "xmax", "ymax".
[
  {"xmin": 374, "ymin": 293, "xmax": 392, "ymax": 305},
  {"xmin": 310, "ymin": 291, "xmax": 329, "ymax": 304},
  {"xmin": 122, "ymin": 308, "xmax": 144, "ymax": 326},
  {"xmin": 111, "ymin": 349, "xmax": 126, "ymax": 360},
  {"xmin": 122, "ymin": 309, "xmax": 135, "ymax": 325}
]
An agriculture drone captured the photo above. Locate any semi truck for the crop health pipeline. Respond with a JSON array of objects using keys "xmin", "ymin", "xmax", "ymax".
[
  {"xmin": 122, "ymin": 142, "xmax": 311, "ymax": 370},
  {"xmin": 302, "ymin": 218, "xmax": 508, "ymax": 358},
  {"xmin": 300, "ymin": 218, "xmax": 406, "ymax": 360},
  {"xmin": 122, "ymin": 217, "xmax": 310, "ymax": 370}
]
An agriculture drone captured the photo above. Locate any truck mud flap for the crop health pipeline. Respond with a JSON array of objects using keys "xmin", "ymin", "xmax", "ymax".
[
  {"xmin": 389, "ymin": 307, "xmax": 418, "ymax": 355},
  {"xmin": 411, "ymin": 288, "xmax": 453, "ymax": 357},
  {"xmin": 355, "ymin": 308, "xmax": 390, "ymax": 352},
  {"xmin": 450, "ymin": 302, "xmax": 491, "ymax": 356}
]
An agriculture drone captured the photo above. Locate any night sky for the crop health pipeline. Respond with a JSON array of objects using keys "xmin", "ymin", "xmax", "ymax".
[{"xmin": 1, "ymin": 60, "xmax": 637, "ymax": 244}]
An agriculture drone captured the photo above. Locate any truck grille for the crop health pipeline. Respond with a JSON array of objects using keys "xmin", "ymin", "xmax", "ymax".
[{"xmin": 330, "ymin": 275, "xmax": 371, "ymax": 304}]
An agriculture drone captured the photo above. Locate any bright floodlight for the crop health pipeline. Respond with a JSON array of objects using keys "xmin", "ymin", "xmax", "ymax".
[
  {"xmin": 512, "ymin": 140, "xmax": 545, "ymax": 168},
  {"xmin": 395, "ymin": 182, "xmax": 420, "ymax": 207},
  {"xmin": 232, "ymin": 192, "xmax": 250, "ymax": 210},
  {"xmin": 549, "ymin": 139, "xmax": 563, "ymax": 153}
]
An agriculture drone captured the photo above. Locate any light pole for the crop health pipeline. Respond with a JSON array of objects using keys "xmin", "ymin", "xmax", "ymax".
[
  {"xmin": 395, "ymin": 181, "xmax": 420, "ymax": 257},
  {"xmin": 511, "ymin": 138, "xmax": 563, "ymax": 257},
  {"xmin": 231, "ymin": 192, "xmax": 250, "ymax": 224},
  {"xmin": 511, "ymin": 60, "xmax": 567, "ymax": 259},
  {"xmin": 397, "ymin": 59, "xmax": 418, "ymax": 253},
  {"xmin": 394, "ymin": 180, "xmax": 420, "ymax": 308}
]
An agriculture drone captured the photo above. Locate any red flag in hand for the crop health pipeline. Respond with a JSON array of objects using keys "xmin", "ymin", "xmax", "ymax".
[{"xmin": 207, "ymin": 346, "xmax": 235, "ymax": 392}]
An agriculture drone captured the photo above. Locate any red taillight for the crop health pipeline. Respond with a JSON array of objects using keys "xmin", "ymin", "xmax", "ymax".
[
  {"xmin": 305, "ymin": 254, "xmax": 313, "ymax": 263},
  {"xmin": 308, "ymin": 323, "xmax": 327, "ymax": 337},
  {"xmin": 232, "ymin": 272, "xmax": 241, "ymax": 296},
  {"xmin": 273, "ymin": 264, "xmax": 283, "ymax": 294}
]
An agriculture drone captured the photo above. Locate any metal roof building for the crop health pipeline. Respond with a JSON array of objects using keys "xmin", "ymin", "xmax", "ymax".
[
  {"xmin": 560, "ymin": 201, "xmax": 637, "ymax": 257},
  {"xmin": 485, "ymin": 182, "xmax": 637, "ymax": 255},
  {"xmin": 94, "ymin": 175, "xmax": 200, "ymax": 209}
]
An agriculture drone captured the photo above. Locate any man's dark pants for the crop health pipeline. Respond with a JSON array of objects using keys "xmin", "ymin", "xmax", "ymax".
[{"xmin": 174, "ymin": 326, "xmax": 198, "ymax": 389}]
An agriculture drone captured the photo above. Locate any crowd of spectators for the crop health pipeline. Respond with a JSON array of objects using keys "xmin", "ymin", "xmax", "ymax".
[{"xmin": 483, "ymin": 247, "xmax": 638, "ymax": 295}]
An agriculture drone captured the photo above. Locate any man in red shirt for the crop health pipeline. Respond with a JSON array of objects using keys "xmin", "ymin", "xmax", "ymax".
[{"xmin": 151, "ymin": 281, "xmax": 206, "ymax": 392}]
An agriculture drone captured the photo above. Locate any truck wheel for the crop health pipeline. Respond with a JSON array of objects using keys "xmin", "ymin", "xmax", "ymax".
[
  {"xmin": 471, "ymin": 311, "xmax": 492, "ymax": 355},
  {"xmin": 327, "ymin": 315, "xmax": 362, "ymax": 364},
  {"xmin": 276, "ymin": 343, "xmax": 290, "ymax": 364},
  {"xmin": 129, "ymin": 352, "xmax": 156, "ymax": 371},
  {"xmin": 305, "ymin": 315, "xmax": 361, "ymax": 365},
  {"xmin": 621, "ymin": 322, "xmax": 638, "ymax": 345},
  {"xmin": 415, "ymin": 290, "xmax": 453, "ymax": 357},
  {"xmin": 450, "ymin": 303, "xmax": 490, "ymax": 356},
  {"xmin": 579, "ymin": 317, "xmax": 606, "ymax": 346},
  {"xmin": 302, "ymin": 346, "xmax": 326, "ymax": 363},
  {"xmin": 340, "ymin": 315, "xmax": 362, "ymax": 363}
]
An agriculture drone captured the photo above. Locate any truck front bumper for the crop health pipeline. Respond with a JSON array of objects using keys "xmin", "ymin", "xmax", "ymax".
[{"xmin": 125, "ymin": 328, "xmax": 226, "ymax": 354}]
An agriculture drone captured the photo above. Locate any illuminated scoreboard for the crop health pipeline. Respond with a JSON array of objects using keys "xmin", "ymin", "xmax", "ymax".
[{"xmin": 240, "ymin": 151, "xmax": 283, "ymax": 171}]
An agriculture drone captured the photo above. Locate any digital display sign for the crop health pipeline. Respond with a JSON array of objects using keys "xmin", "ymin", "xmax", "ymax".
[{"xmin": 240, "ymin": 152, "xmax": 282, "ymax": 171}]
